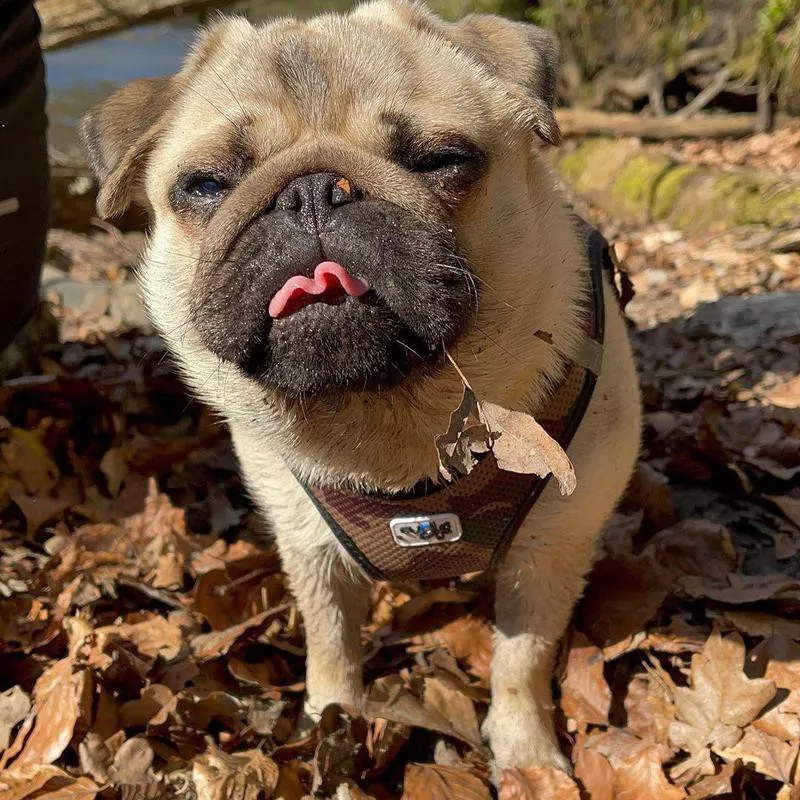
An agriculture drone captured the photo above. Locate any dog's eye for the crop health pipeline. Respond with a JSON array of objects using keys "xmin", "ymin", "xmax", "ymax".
[
  {"xmin": 183, "ymin": 174, "xmax": 227, "ymax": 198},
  {"xmin": 411, "ymin": 147, "xmax": 479, "ymax": 173}
]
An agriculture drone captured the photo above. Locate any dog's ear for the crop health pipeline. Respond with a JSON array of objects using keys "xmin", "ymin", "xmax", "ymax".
[
  {"xmin": 447, "ymin": 14, "xmax": 561, "ymax": 146},
  {"xmin": 79, "ymin": 76, "xmax": 174, "ymax": 218}
]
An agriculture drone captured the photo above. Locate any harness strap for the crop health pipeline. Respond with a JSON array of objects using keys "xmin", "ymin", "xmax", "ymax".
[{"xmin": 292, "ymin": 220, "xmax": 619, "ymax": 581}]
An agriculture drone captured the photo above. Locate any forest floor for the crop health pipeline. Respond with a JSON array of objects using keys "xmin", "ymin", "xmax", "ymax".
[{"xmin": 1, "ymin": 126, "xmax": 799, "ymax": 800}]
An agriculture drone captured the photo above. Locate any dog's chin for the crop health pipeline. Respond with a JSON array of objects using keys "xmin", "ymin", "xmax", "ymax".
[{"xmin": 240, "ymin": 296, "xmax": 453, "ymax": 400}]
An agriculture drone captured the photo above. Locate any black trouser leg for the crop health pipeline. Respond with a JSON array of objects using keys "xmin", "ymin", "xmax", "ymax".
[{"xmin": 0, "ymin": 0, "xmax": 49, "ymax": 351}]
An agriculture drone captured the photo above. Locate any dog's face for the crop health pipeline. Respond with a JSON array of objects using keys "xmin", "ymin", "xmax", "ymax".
[{"xmin": 81, "ymin": 1, "xmax": 561, "ymax": 403}]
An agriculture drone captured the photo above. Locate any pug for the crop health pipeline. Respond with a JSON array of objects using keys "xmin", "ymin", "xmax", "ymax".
[{"xmin": 80, "ymin": 0, "xmax": 641, "ymax": 773}]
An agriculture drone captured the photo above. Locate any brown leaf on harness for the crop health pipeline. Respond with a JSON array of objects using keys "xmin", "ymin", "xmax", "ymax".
[
  {"xmin": 434, "ymin": 386, "xmax": 491, "ymax": 481},
  {"xmin": 480, "ymin": 401, "xmax": 577, "ymax": 495},
  {"xmin": 436, "ymin": 358, "xmax": 576, "ymax": 494}
]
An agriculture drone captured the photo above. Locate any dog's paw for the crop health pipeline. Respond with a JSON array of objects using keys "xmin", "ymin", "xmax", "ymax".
[{"xmin": 483, "ymin": 703, "xmax": 571, "ymax": 778}]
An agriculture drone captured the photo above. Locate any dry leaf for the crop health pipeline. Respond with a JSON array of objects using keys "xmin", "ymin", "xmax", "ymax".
[
  {"xmin": 612, "ymin": 745, "xmax": 687, "ymax": 799},
  {"xmin": 191, "ymin": 606, "xmax": 289, "ymax": 662},
  {"xmin": 434, "ymin": 387, "xmax": 491, "ymax": 481},
  {"xmin": 401, "ymin": 763, "xmax": 491, "ymax": 800},
  {"xmin": 406, "ymin": 615, "xmax": 493, "ymax": 683},
  {"xmin": 560, "ymin": 634, "xmax": 612, "ymax": 728},
  {"xmin": 0, "ymin": 764, "xmax": 99, "ymax": 800},
  {"xmin": 192, "ymin": 745, "xmax": 279, "ymax": 800},
  {"xmin": 669, "ymin": 631, "xmax": 777, "ymax": 756},
  {"xmin": 100, "ymin": 614, "xmax": 185, "ymax": 662},
  {"xmin": 498, "ymin": 766, "xmax": 581, "ymax": 799},
  {"xmin": 422, "ymin": 676, "xmax": 481, "ymax": 745},
  {"xmin": 624, "ymin": 673, "xmax": 675, "ymax": 744},
  {"xmin": 364, "ymin": 676, "xmax": 484, "ymax": 751},
  {"xmin": 481, "ymin": 401, "xmax": 576, "ymax": 495},
  {"xmin": 11, "ymin": 656, "xmax": 91, "ymax": 767},
  {"xmin": 0, "ymin": 686, "xmax": 30, "ymax": 751},
  {"xmin": 108, "ymin": 737, "xmax": 154, "ymax": 784},
  {"xmin": 573, "ymin": 740, "xmax": 614, "ymax": 800},
  {"xmin": 718, "ymin": 727, "xmax": 800, "ymax": 783}
]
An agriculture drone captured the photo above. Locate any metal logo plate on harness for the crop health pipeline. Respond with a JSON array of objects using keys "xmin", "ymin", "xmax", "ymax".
[{"xmin": 389, "ymin": 514, "xmax": 463, "ymax": 547}]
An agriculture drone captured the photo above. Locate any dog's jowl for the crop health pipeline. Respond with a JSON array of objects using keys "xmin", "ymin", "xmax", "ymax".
[{"xmin": 80, "ymin": 0, "xmax": 641, "ymax": 774}]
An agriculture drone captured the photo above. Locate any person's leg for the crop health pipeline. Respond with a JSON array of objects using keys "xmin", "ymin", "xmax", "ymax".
[{"xmin": 0, "ymin": 0, "xmax": 50, "ymax": 353}]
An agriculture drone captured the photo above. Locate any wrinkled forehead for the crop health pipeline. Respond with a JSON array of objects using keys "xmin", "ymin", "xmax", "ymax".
[{"xmin": 160, "ymin": 13, "xmax": 497, "ymax": 163}]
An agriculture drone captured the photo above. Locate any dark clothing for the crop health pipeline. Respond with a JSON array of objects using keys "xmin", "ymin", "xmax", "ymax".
[{"xmin": 0, "ymin": 0, "xmax": 49, "ymax": 350}]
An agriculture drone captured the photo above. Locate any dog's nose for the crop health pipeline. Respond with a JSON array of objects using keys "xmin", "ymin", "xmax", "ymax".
[{"xmin": 272, "ymin": 172, "xmax": 361, "ymax": 231}]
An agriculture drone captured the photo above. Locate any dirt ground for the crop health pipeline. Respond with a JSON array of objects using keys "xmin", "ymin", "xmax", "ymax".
[{"xmin": 1, "ymin": 129, "xmax": 799, "ymax": 799}]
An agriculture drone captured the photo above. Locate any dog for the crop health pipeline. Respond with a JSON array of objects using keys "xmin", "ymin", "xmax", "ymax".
[{"xmin": 79, "ymin": 0, "xmax": 641, "ymax": 773}]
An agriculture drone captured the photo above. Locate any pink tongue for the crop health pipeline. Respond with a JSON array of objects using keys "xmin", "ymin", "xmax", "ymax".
[{"xmin": 268, "ymin": 261, "xmax": 371, "ymax": 319}]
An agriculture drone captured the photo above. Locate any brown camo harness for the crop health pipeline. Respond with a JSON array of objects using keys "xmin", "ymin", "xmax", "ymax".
[{"xmin": 294, "ymin": 221, "xmax": 629, "ymax": 582}]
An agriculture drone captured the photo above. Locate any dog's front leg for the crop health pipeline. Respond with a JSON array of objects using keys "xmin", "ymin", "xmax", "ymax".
[
  {"xmin": 484, "ymin": 520, "xmax": 598, "ymax": 775},
  {"xmin": 280, "ymin": 537, "xmax": 370, "ymax": 723}
]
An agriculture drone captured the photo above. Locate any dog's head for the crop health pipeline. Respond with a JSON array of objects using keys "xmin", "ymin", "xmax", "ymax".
[{"xmin": 80, "ymin": 0, "xmax": 565, "ymax": 410}]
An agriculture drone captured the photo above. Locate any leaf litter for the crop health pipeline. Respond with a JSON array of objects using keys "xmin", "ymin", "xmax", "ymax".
[{"xmin": 0, "ymin": 212, "xmax": 799, "ymax": 798}]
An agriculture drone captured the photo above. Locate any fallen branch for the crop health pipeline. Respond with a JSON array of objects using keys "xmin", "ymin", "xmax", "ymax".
[
  {"xmin": 37, "ymin": 0, "xmax": 236, "ymax": 50},
  {"xmin": 674, "ymin": 68, "xmax": 732, "ymax": 119},
  {"xmin": 556, "ymin": 109, "xmax": 765, "ymax": 140}
]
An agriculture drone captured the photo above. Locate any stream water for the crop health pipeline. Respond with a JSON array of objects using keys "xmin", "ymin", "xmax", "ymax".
[{"xmin": 44, "ymin": 0, "xmax": 355, "ymax": 157}]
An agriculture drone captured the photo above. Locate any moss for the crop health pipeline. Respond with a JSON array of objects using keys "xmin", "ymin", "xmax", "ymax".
[
  {"xmin": 558, "ymin": 138, "xmax": 638, "ymax": 197},
  {"xmin": 610, "ymin": 154, "xmax": 673, "ymax": 221},
  {"xmin": 652, "ymin": 164, "xmax": 700, "ymax": 220},
  {"xmin": 559, "ymin": 139, "xmax": 609, "ymax": 187}
]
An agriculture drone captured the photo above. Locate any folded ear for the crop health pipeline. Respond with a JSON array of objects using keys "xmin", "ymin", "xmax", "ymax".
[
  {"xmin": 79, "ymin": 76, "xmax": 174, "ymax": 218},
  {"xmin": 447, "ymin": 14, "xmax": 561, "ymax": 146}
]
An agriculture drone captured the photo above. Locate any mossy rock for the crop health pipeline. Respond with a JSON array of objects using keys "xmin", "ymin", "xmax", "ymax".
[
  {"xmin": 610, "ymin": 154, "xmax": 673, "ymax": 222},
  {"xmin": 652, "ymin": 164, "xmax": 701, "ymax": 221},
  {"xmin": 558, "ymin": 139, "xmax": 638, "ymax": 198},
  {"xmin": 556, "ymin": 136, "xmax": 800, "ymax": 235}
]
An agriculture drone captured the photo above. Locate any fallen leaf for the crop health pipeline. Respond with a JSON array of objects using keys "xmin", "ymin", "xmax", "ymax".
[
  {"xmin": 402, "ymin": 763, "xmax": 491, "ymax": 799},
  {"xmin": 669, "ymin": 631, "xmax": 776, "ymax": 756},
  {"xmin": 0, "ymin": 766, "xmax": 99, "ymax": 800},
  {"xmin": 99, "ymin": 614, "xmax": 184, "ymax": 662},
  {"xmin": 624, "ymin": 672, "xmax": 675, "ymax": 744},
  {"xmin": 191, "ymin": 606, "xmax": 289, "ymax": 662},
  {"xmin": 11, "ymin": 656, "xmax": 91, "ymax": 767},
  {"xmin": 612, "ymin": 745, "xmax": 686, "ymax": 799},
  {"xmin": 560, "ymin": 634, "xmax": 611, "ymax": 728},
  {"xmin": 405, "ymin": 615, "xmax": 493, "ymax": 683},
  {"xmin": 498, "ymin": 766, "xmax": 581, "ymax": 799},
  {"xmin": 718, "ymin": 728, "xmax": 800, "ymax": 783},
  {"xmin": 573, "ymin": 739, "xmax": 614, "ymax": 800},
  {"xmin": 192, "ymin": 744, "xmax": 279, "ymax": 800},
  {"xmin": 108, "ymin": 737, "xmax": 154, "ymax": 784},
  {"xmin": 481, "ymin": 401, "xmax": 576, "ymax": 495},
  {"xmin": 767, "ymin": 494, "xmax": 800, "ymax": 530},
  {"xmin": 422, "ymin": 676, "xmax": 481, "ymax": 745},
  {"xmin": 0, "ymin": 426, "xmax": 59, "ymax": 495},
  {"xmin": 0, "ymin": 686, "xmax": 30, "ymax": 751},
  {"xmin": 364, "ymin": 676, "xmax": 484, "ymax": 751}
]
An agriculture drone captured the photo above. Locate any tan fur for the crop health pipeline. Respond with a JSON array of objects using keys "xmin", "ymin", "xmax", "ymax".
[{"xmin": 81, "ymin": 0, "xmax": 641, "ymax": 773}]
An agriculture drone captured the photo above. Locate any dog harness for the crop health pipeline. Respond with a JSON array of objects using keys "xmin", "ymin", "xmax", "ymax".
[{"xmin": 295, "ymin": 221, "xmax": 629, "ymax": 582}]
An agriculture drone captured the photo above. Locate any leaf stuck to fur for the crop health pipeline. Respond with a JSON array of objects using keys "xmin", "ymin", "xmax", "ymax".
[{"xmin": 436, "ymin": 355, "xmax": 576, "ymax": 494}]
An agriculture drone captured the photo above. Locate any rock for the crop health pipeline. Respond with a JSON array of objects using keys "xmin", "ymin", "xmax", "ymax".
[
  {"xmin": 684, "ymin": 291, "xmax": 800, "ymax": 348},
  {"xmin": 679, "ymin": 281, "xmax": 720, "ymax": 310},
  {"xmin": 109, "ymin": 282, "xmax": 152, "ymax": 332}
]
